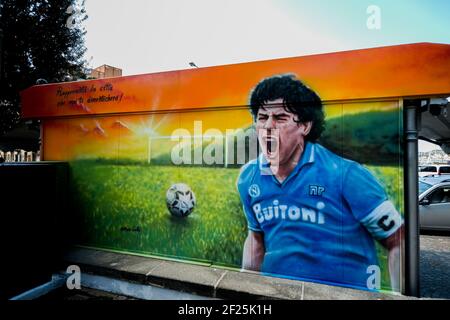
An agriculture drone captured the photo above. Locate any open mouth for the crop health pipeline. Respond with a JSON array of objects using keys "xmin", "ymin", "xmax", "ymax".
[
  {"xmin": 260, "ymin": 129, "xmax": 280, "ymax": 159},
  {"xmin": 265, "ymin": 136, "xmax": 278, "ymax": 158}
]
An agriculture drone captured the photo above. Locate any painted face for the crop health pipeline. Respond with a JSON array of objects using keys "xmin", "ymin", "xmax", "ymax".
[{"xmin": 255, "ymin": 99, "xmax": 311, "ymax": 166}]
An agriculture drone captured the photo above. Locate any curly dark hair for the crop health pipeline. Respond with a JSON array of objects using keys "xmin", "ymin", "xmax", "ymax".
[{"xmin": 249, "ymin": 74, "xmax": 325, "ymax": 142}]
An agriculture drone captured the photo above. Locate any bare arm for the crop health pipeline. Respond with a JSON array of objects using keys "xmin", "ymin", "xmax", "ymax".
[
  {"xmin": 380, "ymin": 225, "xmax": 404, "ymax": 292},
  {"xmin": 242, "ymin": 230, "xmax": 265, "ymax": 271}
]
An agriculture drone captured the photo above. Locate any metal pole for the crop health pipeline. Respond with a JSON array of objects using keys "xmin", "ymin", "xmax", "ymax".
[{"xmin": 404, "ymin": 101, "xmax": 420, "ymax": 297}]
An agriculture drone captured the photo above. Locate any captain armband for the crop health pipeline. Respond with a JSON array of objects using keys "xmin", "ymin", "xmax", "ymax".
[{"xmin": 360, "ymin": 201, "xmax": 403, "ymax": 240}]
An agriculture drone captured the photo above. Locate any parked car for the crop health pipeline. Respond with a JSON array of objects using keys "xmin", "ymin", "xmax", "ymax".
[
  {"xmin": 421, "ymin": 175, "xmax": 450, "ymax": 185},
  {"xmin": 419, "ymin": 179, "xmax": 450, "ymax": 231},
  {"xmin": 418, "ymin": 165, "xmax": 450, "ymax": 178}
]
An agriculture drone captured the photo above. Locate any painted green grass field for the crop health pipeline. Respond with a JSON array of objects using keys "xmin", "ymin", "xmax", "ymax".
[
  {"xmin": 70, "ymin": 162, "xmax": 247, "ymax": 267},
  {"xmin": 69, "ymin": 160, "xmax": 403, "ymax": 290}
]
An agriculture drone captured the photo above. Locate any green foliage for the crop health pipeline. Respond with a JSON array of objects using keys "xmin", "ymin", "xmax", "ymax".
[
  {"xmin": 367, "ymin": 165, "xmax": 403, "ymax": 215},
  {"xmin": 0, "ymin": 0, "xmax": 88, "ymax": 134},
  {"xmin": 367, "ymin": 165, "xmax": 404, "ymax": 291},
  {"xmin": 320, "ymin": 110, "xmax": 402, "ymax": 166}
]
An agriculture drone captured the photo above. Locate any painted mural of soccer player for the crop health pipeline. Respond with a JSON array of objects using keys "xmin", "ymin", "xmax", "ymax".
[{"xmin": 237, "ymin": 74, "xmax": 404, "ymax": 291}]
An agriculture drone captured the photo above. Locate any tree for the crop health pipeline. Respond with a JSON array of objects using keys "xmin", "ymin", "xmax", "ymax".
[{"xmin": 0, "ymin": 0, "xmax": 88, "ymax": 135}]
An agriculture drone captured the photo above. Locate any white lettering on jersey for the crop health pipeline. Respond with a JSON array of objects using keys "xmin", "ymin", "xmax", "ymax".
[{"xmin": 253, "ymin": 200, "xmax": 325, "ymax": 225}]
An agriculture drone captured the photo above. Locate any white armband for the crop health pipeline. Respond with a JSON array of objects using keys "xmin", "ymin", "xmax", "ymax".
[{"xmin": 360, "ymin": 201, "xmax": 403, "ymax": 240}]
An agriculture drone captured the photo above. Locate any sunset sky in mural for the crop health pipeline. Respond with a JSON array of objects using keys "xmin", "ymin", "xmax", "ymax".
[{"xmin": 21, "ymin": 43, "xmax": 449, "ymax": 161}]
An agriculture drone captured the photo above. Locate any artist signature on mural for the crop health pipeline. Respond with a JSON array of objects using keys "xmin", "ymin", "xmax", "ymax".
[{"xmin": 120, "ymin": 226, "xmax": 141, "ymax": 233}]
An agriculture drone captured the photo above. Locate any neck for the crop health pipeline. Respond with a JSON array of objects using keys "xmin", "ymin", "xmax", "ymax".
[{"xmin": 271, "ymin": 142, "xmax": 306, "ymax": 183}]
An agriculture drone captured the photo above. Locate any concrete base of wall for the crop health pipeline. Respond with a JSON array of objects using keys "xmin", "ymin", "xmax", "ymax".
[{"xmin": 62, "ymin": 247, "xmax": 415, "ymax": 300}]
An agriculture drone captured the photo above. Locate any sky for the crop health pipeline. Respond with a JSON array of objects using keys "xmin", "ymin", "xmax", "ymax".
[
  {"xmin": 419, "ymin": 140, "xmax": 442, "ymax": 152},
  {"xmin": 83, "ymin": 0, "xmax": 450, "ymax": 75},
  {"xmin": 81, "ymin": 0, "xmax": 449, "ymax": 153}
]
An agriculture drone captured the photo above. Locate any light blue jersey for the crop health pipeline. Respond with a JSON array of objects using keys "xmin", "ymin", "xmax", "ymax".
[{"xmin": 237, "ymin": 142, "xmax": 402, "ymax": 289}]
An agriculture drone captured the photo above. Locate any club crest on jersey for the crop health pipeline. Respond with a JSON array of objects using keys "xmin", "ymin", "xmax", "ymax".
[
  {"xmin": 248, "ymin": 184, "xmax": 260, "ymax": 198},
  {"xmin": 309, "ymin": 185, "xmax": 325, "ymax": 196}
]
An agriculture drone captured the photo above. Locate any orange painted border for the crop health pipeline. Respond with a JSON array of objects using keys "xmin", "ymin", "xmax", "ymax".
[{"xmin": 21, "ymin": 43, "xmax": 450, "ymax": 119}]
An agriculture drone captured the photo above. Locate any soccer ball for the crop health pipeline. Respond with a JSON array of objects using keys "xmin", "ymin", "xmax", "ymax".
[{"xmin": 166, "ymin": 183, "xmax": 196, "ymax": 217}]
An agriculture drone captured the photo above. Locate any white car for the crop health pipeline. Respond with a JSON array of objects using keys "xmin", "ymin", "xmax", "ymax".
[{"xmin": 418, "ymin": 165, "xmax": 450, "ymax": 178}]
